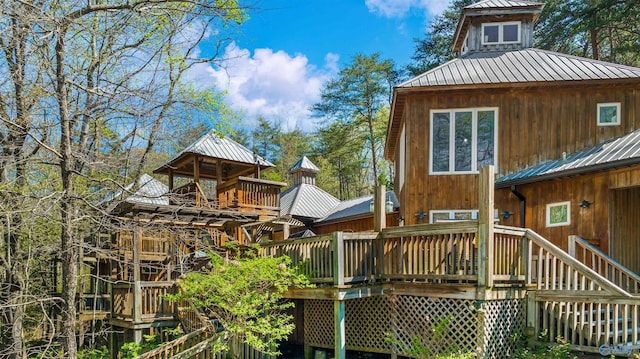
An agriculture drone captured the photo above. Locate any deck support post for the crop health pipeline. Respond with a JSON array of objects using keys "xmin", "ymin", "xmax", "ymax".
[
  {"xmin": 304, "ymin": 344, "xmax": 313, "ymax": 359},
  {"xmin": 526, "ymin": 290, "xmax": 538, "ymax": 345},
  {"xmin": 477, "ymin": 165, "xmax": 495, "ymax": 299},
  {"xmin": 334, "ymin": 300, "xmax": 346, "ymax": 359}
]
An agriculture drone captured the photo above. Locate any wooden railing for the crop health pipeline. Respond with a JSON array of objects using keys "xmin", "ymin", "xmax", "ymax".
[
  {"xmin": 260, "ymin": 222, "xmax": 531, "ymax": 286},
  {"xmin": 112, "ymin": 281, "xmax": 175, "ymax": 322},
  {"xmin": 171, "ymin": 182, "xmax": 218, "ymax": 209},
  {"xmin": 260, "ymin": 232, "xmax": 378, "ymax": 285},
  {"xmin": 135, "ymin": 327, "xmax": 224, "ymax": 359},
  {"xmin": 381, "ymin": 222, "xmax": 479, "ymax": 283},
  {"xmin": 114, "ymin": 231, "xmax": 172, "ymax": 258},
  {"xmin": 217, "ymin": 176, "xmax": 284, "ymax": 213},
  {"xmin": 569, "ymin": 235, "xmax": 640, "ymax": 295}
]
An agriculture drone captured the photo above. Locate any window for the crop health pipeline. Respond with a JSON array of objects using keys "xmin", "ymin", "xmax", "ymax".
[
  {"xmin": 597, "ymin": 102, "xmax": 620, "ymax": 126},
  {"xmin": 546, "ymin": 201, "xmax": 570, "ymax": 227},
  {"xmin": 482, "ymin": 22, "xmax": 521, "ymax": 45},
  {"xmin": 430, "ymin": 108, "xmax": 497, "ymax": 174},
  {"xmin": 430, "ymin": 210, "xmax": 478, "ymax": 224}
]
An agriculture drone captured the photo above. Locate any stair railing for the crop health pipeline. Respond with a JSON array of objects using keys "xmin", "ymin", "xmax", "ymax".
[{"xmin": 568, "ymin": 235, "xmax": 640, "ymax": 295}]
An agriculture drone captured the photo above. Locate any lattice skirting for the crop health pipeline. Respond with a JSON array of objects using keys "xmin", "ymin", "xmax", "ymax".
[{"xmin": 303, "ymin": 296, "xmax": 525, "ymax": 358}]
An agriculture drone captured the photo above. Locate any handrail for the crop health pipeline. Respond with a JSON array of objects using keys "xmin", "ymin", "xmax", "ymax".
[
  {"xmin": 524, "ymin": 229, "xmax": 631, "ymax": 297},
  {"xmin": 569, "ymin": 235, "xmax": 640, "ymax": 295}
]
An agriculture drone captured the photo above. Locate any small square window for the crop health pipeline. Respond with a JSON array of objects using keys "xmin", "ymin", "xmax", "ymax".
[
  {"xmin": 546, "ymin": 201, "xmax": 570, "ymax": 227},
  {"xmin": 503, "ymin": 24, "xmax": 519, "ymax": 42},
  {"xmin": 598, "ymin": 102, "xmax": 620, "ymax": 126},
  {"xmin": 483, "ymin": 25, "xmax": 499, "ymax": 43}
]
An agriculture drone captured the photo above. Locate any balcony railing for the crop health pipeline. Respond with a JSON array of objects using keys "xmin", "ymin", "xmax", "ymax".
[
  {"xmin": 260, "ymin": 222, "xmax": 528, "ymax": 286},
  {"xmin": 112, "ymin": 281, "xmax": 175, "ymax": 322},
  {"xmin": 217, "ymin": 176, "xmax": 283, "ymax": 213}
]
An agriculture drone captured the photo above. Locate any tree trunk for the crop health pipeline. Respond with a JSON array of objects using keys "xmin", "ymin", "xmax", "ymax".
[{"xmin": 56, "ymin": 28, "xmax": 78, "ymax": 359}]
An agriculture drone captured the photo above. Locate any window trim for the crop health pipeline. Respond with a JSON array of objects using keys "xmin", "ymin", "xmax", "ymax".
[
  {"xmin": 546, "ymin": 201, "xmax": 571, "ymax": 227},
  {"xmin": 597, "ymin": 102, "xmax": 621, "ymax": 126},
  {"xmin": 481, "ymin": 21, "xmax": 521, "ymax": 45},
  {"xmin": 430, "ymin": 209, "xmax": 478, "ymax": 224},
  {"xmin": 429, "ymin": 107, "xmax": 499, "ymax": 175}
]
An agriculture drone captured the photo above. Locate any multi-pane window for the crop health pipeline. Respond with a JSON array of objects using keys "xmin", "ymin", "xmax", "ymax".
[
  {"xmin": 597, "ymin": 102, "xmax": 620, "ymax": 126},
  {"xmin": 430, "ymin": 108, "xmax": 497, "ymax": 174},
  {"xmin": 482, "ymin": 22, "xmax": 521, "ymax": 45},
  {"xmin": 430, "ymin": 210, "xmax": 478, "ymax": 224}
]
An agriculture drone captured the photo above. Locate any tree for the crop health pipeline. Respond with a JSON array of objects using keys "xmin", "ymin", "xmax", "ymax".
[
  {"xmin": 410, "ymin": 0, "xmax": 640, "ymax": 75},
  {"xmin": 408, "ymin": 0, "xmax": 475, "ymax": 76},
  {"xmin": 535, "ymin": 0, "xmax": 640, "ymax": 66},
  {"xmin": 312, "ymin": 53, "xmax": 398, "ymax": 193},
  {"xmin": 0, "ymin": 1, "xmax": 246, "ymax": 358},
  {"xmin": 169, "ymin": 252, "xmax": 309, "ymax": 359}
]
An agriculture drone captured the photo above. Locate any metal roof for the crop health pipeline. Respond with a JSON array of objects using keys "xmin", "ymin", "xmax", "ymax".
[
  {"xmin": 102, "ymin": 173, "xmax": 169, "ymax": 207},
  {"xmin": 398, "ymin": 49, "xmax": 640, "ymax": 89},
  {"xmin": 316, "ymin": 191, "xmax": 400, "ymax": 224},
  {"xmin": 125, "ymin": 174, "xmax": 170, "ymax": 205},
  {"xmin": 465, "ymin": 0, "xmax": 543, "ymax": 9},
  {"xmin": 170, "ymin": 132, "xmax": 274, "ymax": 167},
  {"xmin": 279, "ymin": 183, "xmax": 341, "ymax": 219},
  {"xmin": 289, "ymin": 156, "xmax": 320, "ymax": 173},
  {"xmin": 497, "ymin": 130, "xmax": 640, "ymax": 187}
]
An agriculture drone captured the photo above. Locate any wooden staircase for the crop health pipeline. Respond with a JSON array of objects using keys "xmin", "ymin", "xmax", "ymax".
[{"xmin": 524, "ymin": 229, "xmax": 640, "ymax": 357}]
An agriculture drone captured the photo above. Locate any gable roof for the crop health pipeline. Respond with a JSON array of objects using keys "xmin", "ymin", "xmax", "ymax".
[
  {"xmin": 399, "ymin": 49, "xmax": 640, "ymax": 89},
  {"xmin": 496, "ymin": 129, "xmax": 640, "ymax": 188},
  {"xmin": 290, "ymin": 156, "xmax": 319, "ymax": 173},
  {"xmin": 172, "ymin": 132, "xmax": 273, "ymax": 167},
  {"xmin": 279, "ymin": 183, "xmax": 341, "ymax": 219}
]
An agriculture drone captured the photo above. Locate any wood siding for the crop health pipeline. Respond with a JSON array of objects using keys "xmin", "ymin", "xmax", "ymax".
[
  {"xmin": 492, "ymin": 164, "xmax": 640, "ymax": 255},
  {"xmin": 610, "ymin": 187, "xmax": 640, "ymax": 274},
  {"xmin": 397, "ymin": 83, "xmax": 640, "ymax": 229},
  {"xmin": 313, "ymin": 213, "xmax": 400, "ymax": 235}
]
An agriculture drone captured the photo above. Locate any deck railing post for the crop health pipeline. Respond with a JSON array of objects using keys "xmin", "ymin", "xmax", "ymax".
[
  {"xmin": 374, "ymin": 185, "xmax": 386, "ymax": 232},
  {"xmin": 333, "ymin": 232, "xmax": 345, "ymax": 287},
  {"xmin": 477, "ymin": 165, "xmax": 495, "ymax": 297},
  {"xmin": 568, "ymin": 235, "xmax": 577, "ymax": 258}
]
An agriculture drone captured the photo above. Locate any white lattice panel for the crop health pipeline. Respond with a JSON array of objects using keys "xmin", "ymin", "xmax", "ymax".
[
  {"xmin": 481, "ymin": 299, "xmax": 525, "ymax": 359},
  {"xmin": 304, "ymin": 300, "xmax": 333, "ymax": 348},
  {"xmin": 346, "ymin": 296, "xmax": 392, "ymax": 352},
  {"xmin": 390, "ymin": 296, "xmax": 479, "ymax": 358}
]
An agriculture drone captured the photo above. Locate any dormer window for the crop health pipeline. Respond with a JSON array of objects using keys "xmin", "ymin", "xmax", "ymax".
[{"xmin": 482, "ymin": 22, "xmax": 521, "ymax": 45}]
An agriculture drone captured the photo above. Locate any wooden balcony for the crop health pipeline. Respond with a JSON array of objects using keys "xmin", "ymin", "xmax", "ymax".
[
  {"xmin": 260, "ymin": 221, "xmax": 530, "ymax": 299},
  {"xmin": 217, "ymin": 176, "xmax": 284, "ymax": 214},
  {"xmin": 78, "ymin": 293, "xmax": 111, "ymax": 321},
  {"xmin": 111, "ymin": 281, "xmax": 176, "ymax": 328},
  {"xmin": 170, "ymin": 177, "xmax": 284, "ymax": 217}
]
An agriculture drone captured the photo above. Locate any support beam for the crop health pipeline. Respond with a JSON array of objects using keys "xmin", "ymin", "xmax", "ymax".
[
  {"xmin": 333, "ymin": 232, "xmax": 345, "ymax": 287},
  {"xmin": 477, "ymin": 165, "xmax": 495, "ymax": 298},
  {"xmin": 334, "ymin": 300, "xmax": 346, "ymax": 359}
]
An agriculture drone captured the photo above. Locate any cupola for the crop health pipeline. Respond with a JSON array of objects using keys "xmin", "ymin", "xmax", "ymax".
[
  {"xmin": 289, "ymin": 156, "xmax": 320, "ymax": 186},
  {"xmin": 452, "ymin": 0, "xmax": 544, "ymax": 56}
]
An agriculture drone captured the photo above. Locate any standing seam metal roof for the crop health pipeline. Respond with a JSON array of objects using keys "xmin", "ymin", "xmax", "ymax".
[
  {"xmin": 465, "ymin": 0, "xmax": 544, "ymax": 9},
  {"xmin": 279, "ymin": 183, "xmax": 341, "ymax": 219},
  {"xmin": 171, "ymin": 132, "xmax": 274, "ymax": 167},
  {"xmin": 497, "ymin": 130, "xmax": 640, "ymax": 186},
  {"xmin": 398, "ymin": 49, "xmax": 640, "ymax": 88}
]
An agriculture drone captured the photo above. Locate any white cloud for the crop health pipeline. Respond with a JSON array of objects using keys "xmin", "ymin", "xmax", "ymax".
[
  {"xmin": 365, "ymin": 0, "xmax": 449, "ymax": 18},
  {"xmin": 187, "ymin": 42, "xmax": 338, "ymax": 132}
]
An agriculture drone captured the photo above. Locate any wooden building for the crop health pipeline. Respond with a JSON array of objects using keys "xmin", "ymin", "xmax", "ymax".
[{"xmin": 384, "ymin": 0, "xmax": 640, "ymax": 272}]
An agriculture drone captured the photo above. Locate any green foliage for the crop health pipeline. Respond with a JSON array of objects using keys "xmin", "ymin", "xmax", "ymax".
[
  {"xmin": 78, "ymin": 346, "xmax": 109, "ymax": 359},
  {"xmin": 168, "ymin": 253, "xmax": 310, "ymax": 359},
  {"xmin": 118, "ymin": 335, "xmax": 162, "ymax": 359},
  {"xmin": 510, "ymin": 330, "xmax": 576, "ymax": 359},
  {"xmin": 312, "ymin": 53, "xmax": 398, "ymax": 196},
  {"xmin": 386, "ymin": 316, "xmax": 474, "ymax": 359}
]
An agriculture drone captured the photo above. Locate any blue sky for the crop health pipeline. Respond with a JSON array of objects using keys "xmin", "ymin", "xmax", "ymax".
[{"xmin": 189, "ymin": 0, "xmax": 450, "ymax": 131}]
